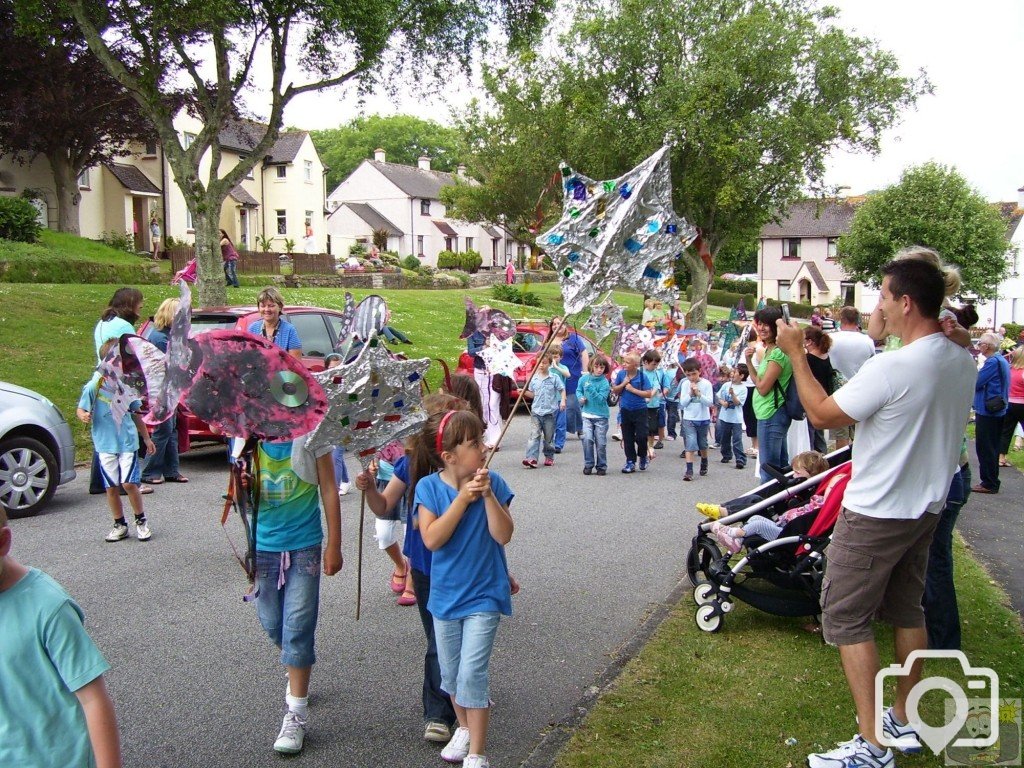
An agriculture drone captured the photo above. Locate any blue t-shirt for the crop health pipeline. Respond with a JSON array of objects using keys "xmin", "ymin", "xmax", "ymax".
[
  {"xmin": 247, "ymin": 318, "xmax": 302, "ymax": 352},
  {"xmin": 560, "ymin": 333, "xmax": 587, "ymax": 391},
  {"xmin": 397, "ymin": 457, "xmax": 434, "ymax": 575},
  {"xmin": 528, "ymin": 373, "xmax": 564, "ymax": 416},
  {"xmin": 614, "ymin": 368, "xmax": 652, "ymax": 411},
  {"xmin": 646, "ymin": 367, "xmax": 670, "ymax": 409},
  {"xmin": 0, "ymin": 568, "xmax": 110, "ymax": 768},
  {"xmin": 255, "ymin": 439, "xmax": 326, "ymax": 552},
  {"xmin": 93, "ymin": 317, "xmax": 134, "ymax": 360},
  {"xmin": 77, "ymin": 373, "xmax": 141, "ymax": 454},
  {"xmin": 717, "ymin": 381, "xmax": 747, "ymax": 424},
  {"xmin": 681, "ymin": 378, "xmax": 715, "ymax": 421},
  {"xmin": 577, "ymin": 373, "xmax": 611, "ymax": 419},
  {"xmin": 414, "ymin": 471, "xmax": 514, "ymax": 621}
]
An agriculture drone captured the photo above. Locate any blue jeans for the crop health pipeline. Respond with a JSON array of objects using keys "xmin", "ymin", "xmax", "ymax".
[
  {"xmin": 923, "ymin": 465, "xmax": 970, "ymax": 650},
  {"xmin": 719, "ymin": 420, "xmax": 746, "ymax": 466},
  {"xmin": 411, "ymin": 568, "xmax": 457, "ymax": 727},
  {"xmin": 565, "ymin": 391, "xmax": 583, "ymax": 437},
  {"xmin": 681, "ymin": 419, "xmax": 710, "ymax": 453},
  {"xmin": 256, "ymin": 545, "xmax": 322, "ymax": 668},
  {"xmin": 665, "ymin": 401, "xmax": 679, "ymax": 438},
  {"xmin": 434, "ymin": 611, "xmax": 501, "ymax": 709},
  {"xmin": 224, "ymin": 259, "xmax": 239, "ymax": 287},
  {"xmin": 619, "ymin": 407, "xmax": 648, "ymax": 464},
  {"xmin": 331, "ymin": 446, "xmax": 349, "ymax": 484},
  {"xmin": 141, "ymin": 412, "xmax": 179, "ymax": 481},
  {"xmin": 525, "ymin": 412, "xmax": 556, "ymax": 461},
  {"xmin": 582, "ymin": 416, "xmax": 609, "ymax": 470},
  {"xmin": 756, "ymin": 407, "xmax": 792, "ymax": 483},
  {"xmin": 554, "ymin": 406, "xmax": 567, "ymax": 449}
]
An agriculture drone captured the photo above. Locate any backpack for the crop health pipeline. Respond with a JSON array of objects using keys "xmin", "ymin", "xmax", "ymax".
[{"xmin": 773, "ymin": 374, "xmax": 806, "ymax": 421}]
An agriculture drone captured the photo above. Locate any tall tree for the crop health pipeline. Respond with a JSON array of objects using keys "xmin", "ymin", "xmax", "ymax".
[
  {"xmin": 15, "ymin": 0, "xmax": 550, "ymax": 306},
  {"xmin": 445, "ymin": 0, "xmax": 929, "ymax": 326},
  {"xmin": 0, "ymin": 1, "xmax": 153, "ymax": 234},
  {"xmin": 838, "ymin": 162, "xmax": 1009, "ymax": 298},
  {"xmin": 311, "ymin": 115, "xmax": 462, "ymax": 193}
]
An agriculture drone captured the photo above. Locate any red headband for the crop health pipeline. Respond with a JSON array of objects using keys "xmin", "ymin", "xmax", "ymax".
[{"xmin": 436, "ymin": 411, "xmax": 456, "ymax": 455}]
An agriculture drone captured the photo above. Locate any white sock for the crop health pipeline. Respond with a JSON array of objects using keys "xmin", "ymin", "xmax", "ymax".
[{"xmin": 285, "ymin": 693, "xmax": 308, "ymax": 721}]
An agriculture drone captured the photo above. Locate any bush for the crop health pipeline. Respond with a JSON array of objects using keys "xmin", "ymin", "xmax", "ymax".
[
  {"xmin": 349, "ymin": 242, "xmax": 367, "ymax": 257},
  {"xmin": 436, "ymin": 250, "xmax": 459, "ymax": 269},
  {"xmin": 713, "ymin": 277, "xmax": 757, "ymax": 295},
  {"xmin": 432, "ymin": 272, "xmax": 464, "ymax": 288},
  {"xmin": 491, "ymin": 283, "xmax": 541, "ymax": 307},
  {"xmin": 401, "ymin": 254, "xmax": 422, "ymax": 271},
  {"xmin": 461, "ymin": 249, "xmax": 483, "ymax": 273},
  {"xmin": 1001, "ymin": 323, "xmax": 1021, "ymax": 346},
  {"xmin": 446, "ymin": 269, "xmax": 471, "ymax": 288},
  {"xmin": 379, "ymin": 250, "xmax": 401, "ymax": 267},
  {"xmin": 0, "ymin": 197, "xmax": 42, "ymax": 242},
  {"xmin": 705, "ymin": 288, "xmax": 757, "ymax": 313},
  {"xmin": 101, "ymin": 230, "xmax": 135, "ymax": 253},
  {"xmin": 437, "ymin": 249, "xmax": 483, "ymax": 273}
]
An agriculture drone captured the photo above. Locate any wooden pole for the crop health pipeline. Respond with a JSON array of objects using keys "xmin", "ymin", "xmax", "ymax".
[{"xmin": 355, "ymin": 491, "xmax": 366, "ymax": 620}]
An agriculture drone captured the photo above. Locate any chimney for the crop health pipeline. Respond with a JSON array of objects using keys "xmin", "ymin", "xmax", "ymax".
[
  {"xmin": 418, "ymin": 156, "xmax": 431, "ymax": 171},
  {"xmin": 457, "ymin": 164, "xmax": 467, "ymax": 178},
  {"xmin": 374, "ymin": 148, "xmax": 385, "ymax": 162}
]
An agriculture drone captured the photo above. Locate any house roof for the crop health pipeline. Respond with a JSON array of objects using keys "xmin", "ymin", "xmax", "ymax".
[
  {"xmin": 433, "ymin": 220, "xmax": 459, "ymax": 237},
  {"xmin": 760, "ymin": 199, "xmax": 858, "ymax": 239},
  {"xmin": 229, "ymin": 185, "xmax": 260, "ymax": 207},
  {"xmin": 342, "ymin": 203, "xmax": 405, "ymax": 236},
  {"xmin": 803, "ymin": 261, "xmax": 829, "ymax": 291},
  {"xmin": 104, "ymin": 163, "xmax": 160, "ymax": 195},
  {"xmin": 995, "ymin": 202, "xmax": 1024, "ymax": 241},
  {"xmin": 217, "ymin": 119, "xmax": 308, "ymax": 164},
  {"xmin": 483, "ymin": 225, "xmax": 504, "ymax": 239},
  {"xmin": 368, "ymin": 160, "xmax": 459, "ymax": 200}
]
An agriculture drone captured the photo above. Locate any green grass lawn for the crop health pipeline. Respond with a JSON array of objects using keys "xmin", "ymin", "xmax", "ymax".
[
  {"xmin": 0, "ymin": 279, "xmax": 723, "ymax": 460},
  {"xmin": 556, "ymin": 534, "xmax": 1024, "ymax": 768}
]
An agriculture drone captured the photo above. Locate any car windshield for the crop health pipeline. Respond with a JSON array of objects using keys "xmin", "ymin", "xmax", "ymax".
[
  {"xmin": 513, "ymin": 332, "xmax": 543, "ymax": 353},
  {"xmin": 191, "ymin": 315, "xmax": 246, "ymax": 335}
]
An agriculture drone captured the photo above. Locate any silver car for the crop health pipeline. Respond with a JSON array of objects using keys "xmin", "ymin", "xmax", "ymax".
[{"xmin": 0, "ymin": 381, "xmax": 77, "ymax": 518}]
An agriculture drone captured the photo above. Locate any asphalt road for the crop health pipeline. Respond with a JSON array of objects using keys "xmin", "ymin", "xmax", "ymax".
[{"xmin": 13, "ymin": 414, "xmax": 760, "ymax": 768}]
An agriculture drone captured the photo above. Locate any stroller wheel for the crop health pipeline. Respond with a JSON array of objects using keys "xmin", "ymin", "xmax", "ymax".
[
  {"xmin": 693, "ymin": 583, "xmax": 716, "ymax": 605},
  {"xmin": 687, "ymin": 539, "xmax": 724, "ymax": 587},
  {"xmin": 695, "ymin": 603, "xmax": 723, "ymax": 633}
]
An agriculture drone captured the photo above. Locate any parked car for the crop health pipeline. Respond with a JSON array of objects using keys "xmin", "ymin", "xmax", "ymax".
[
  {"xmin": 0, "ymin": 382, "xmax": 77, "ymax": 518},
  {"xmin": 455, "ymin": 320, "xmax": 617, "ymax": 399},
  {"xmin": 139, "ymin": 304, "xmax": 349, "ymax": 444}
]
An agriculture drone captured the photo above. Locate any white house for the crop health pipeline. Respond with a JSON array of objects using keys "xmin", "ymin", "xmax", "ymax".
[
  {"xmin": 972, "ymin": 192, "xmax": 1024, "ymax": 328},
  {"xmin": 325, "ymin": 149, "xmax": 520, "ymax": 267}
]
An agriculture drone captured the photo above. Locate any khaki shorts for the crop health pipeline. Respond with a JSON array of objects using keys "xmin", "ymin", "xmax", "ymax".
[
  {"xmin": 821, "ymin": 508, "xmax": 939, "ymax": 646},
  {"xmin": 830, "ymin": 424, "xmax": 854, "ymax": 443}
]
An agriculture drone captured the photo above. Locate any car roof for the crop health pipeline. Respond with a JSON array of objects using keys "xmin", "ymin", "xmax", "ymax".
[{"xmin": 193, "ymin": 305, "xmax": 343, "ymax": 316}]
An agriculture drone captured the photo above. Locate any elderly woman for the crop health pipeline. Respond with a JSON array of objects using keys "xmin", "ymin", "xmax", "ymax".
[
  {"xmin": 549, "ymin": 315, "xmax": 589, "ymax": 449},
  {"xmin": 973, "ymin": 332, "xmax": 1011, "ymax": 494},
  {"xmin": 141, "ymin": 298, "xmax": 188, "ymax": 485},
  {"xmin": 247, "ymin": 286, "xmax": 302, "ymax": 359},
  {"xmin": 743, "ymin": 306, "xmax": 794, "ymax": 482},
  {"xmin": 998, "ymin": 346, "xmax": 1024, "ymax": 467}
]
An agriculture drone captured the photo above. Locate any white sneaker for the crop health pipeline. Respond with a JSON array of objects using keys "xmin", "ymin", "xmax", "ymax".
[
  {"xmin": 881, "ymin": 707, "xmax": 922, "ymax": 753},
  {"xmin": 105, "ymin": 523, "xmax": 128, "ymax": 542},
  {"xmin": 463, "ymin": 755, "xmax": 490, "ymax": 768},
  {"xmin": 808, "ymin": 735, "xmax": 893, "ymax": 768},
  {"xmin": 424, "ymin": 720, "xmax": 452, "ymax": 743},
  {"xmin": 337, "ymin": 482, "xmax": 351, "ymax": 496},
  {"xmin": 136, "ymin": 521, "xmax": 152, "ymax": 541},
  {"xmin": 273, "ymin": 711, "xmax": 306, "ymax": 754},
  {"xmin": 440, "ymin": 726, "xmax": 471, "ymax": 763}
]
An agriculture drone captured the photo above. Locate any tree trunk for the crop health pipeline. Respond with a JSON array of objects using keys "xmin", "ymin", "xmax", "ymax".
[
  {"xmin": 47, "ymin": 150, "xmax": 81, "ymax": 235},
  {"xmin": 193, "ymin": 209, "xmax": 226, "ymax": 307},
  {"xmin": 681, "ymin": 249, "xmax": 711, "ymax": 330}
]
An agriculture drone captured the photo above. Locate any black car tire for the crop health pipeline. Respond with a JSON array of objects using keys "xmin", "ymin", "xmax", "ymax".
[{"xmin": 0, "ymin": 436, "xmax": 58, "ymax": 518}]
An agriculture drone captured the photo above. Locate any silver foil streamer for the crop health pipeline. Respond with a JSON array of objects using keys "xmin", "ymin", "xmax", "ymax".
[
  {"xmin": 582, "ymin": 298, "xmax": 626, "ymax": 345},
  {"xmin": 538, "ymin": 146, "xmax": 698, "ymax": 315}
]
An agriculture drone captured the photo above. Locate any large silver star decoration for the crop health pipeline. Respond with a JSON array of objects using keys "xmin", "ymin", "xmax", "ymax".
[
  {"xmin": 538, "ymin": 145, "xmax": 699, "ymax": 315},
  {"xmin": 479, "ymin": 334, "xmax": 522, "ymax": 378},
  {"xmin": 306, "ymin": 335, "xmax": 430, "ymax": 466},
  {"xmin": 582, "ymin": 297, "xmax": 626, "ymax": 345}
]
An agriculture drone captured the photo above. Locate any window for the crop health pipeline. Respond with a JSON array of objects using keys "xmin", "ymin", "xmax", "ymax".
[
  {"xmin": 840, "ymin": 281, "xmax": 856, "ymax": 306},
  {"xmin": 77, "ymin": 168, "xmax": 90, "ymax": 189},
  {"xmin": 276, "ymin": 209, "xmax": 287, "ymax": 235},
  {"xmin": 286, "ymin": 313, "xmax": 332, "ymax": 359},
  {"xmin": 827, "ymin": 237, "xmax": 838, "ymax": 259},
  {"xmin": 444, "ymin": 237, "xmax": 454, "ymax": 252},
  {"xmin": 420, "ymin": 199, "xmax": 430, "ymax": 216},
  {"xmin": 465, "ymin": 237, "xmax": 474, "ymax": 252},
  {"xmin": 783, "ymin": 238, "xmax": 801, "ymax": 259},
  {"xmin": 304, "ymin": 160, "xmax": 313, "ymax": 183},
  {"xmin": 144, "ymin": 140, "xmax": 158, "ymax": 156},
  {"xmin": 185, "ymin": 207, "xmax": 194, "ymax": 231},
  {"xmin": 777, "ymin": 280, "xmax": 792, "ymax": 301},
  {"xmin": 183, "ymin": 132, "xmax": 196, "ymax": 148},
  {"xmin": 416, "ymin": 235, "xmax": 424, "ymax": 256},
  {"xmin": 276, "ymin": 165, "xmax": 287, "ymax": 179}
]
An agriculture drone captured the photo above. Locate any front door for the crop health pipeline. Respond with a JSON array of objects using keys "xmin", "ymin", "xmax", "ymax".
[{"xmin": 239, "ymin": 209, "xmax": 249, "ymax": 249}]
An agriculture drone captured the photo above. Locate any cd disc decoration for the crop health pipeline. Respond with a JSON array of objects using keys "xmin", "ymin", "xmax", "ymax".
[
  {"xmin": 307, "ymin": 335, "xmax": 430, "ymax": 464},
  {"xmin": 184, "ymin": 330, "xmax": 327, "ymax": 440},
  {"xmin": 538, "ymin": 145, "xmax": 698, "ymax": 315}
]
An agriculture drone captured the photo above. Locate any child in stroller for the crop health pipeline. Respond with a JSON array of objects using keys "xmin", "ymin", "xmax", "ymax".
[{"xmin": 706, "ymin": 451, "xmax": 832, "ymax": 553}]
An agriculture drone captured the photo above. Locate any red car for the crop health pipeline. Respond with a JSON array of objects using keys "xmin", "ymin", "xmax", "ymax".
[
  {"xmin": 455, "ymin": 320, "xmax": 617, "ymax": 399},
  {"xmin": 139, "ymin": 305, "xmax": 348, "ymax": 444}
]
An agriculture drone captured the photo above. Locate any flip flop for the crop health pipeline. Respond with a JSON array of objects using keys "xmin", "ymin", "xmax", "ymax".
[
  {"xmin": 999, "ymin": 461, "xmax": 1012, "ymax": 467},
  {"xmin": 139, "ymin": 485, "xmax": 154, "ymax": 495},
  {"xmin": 164, "ymin": 476, "xmax": 189, "ymax": 483},
  {"xmin": 143, "ymin": 477, "xmax": 165, "ymax": 485}
]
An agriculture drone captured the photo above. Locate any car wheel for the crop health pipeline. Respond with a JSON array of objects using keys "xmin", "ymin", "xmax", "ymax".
[{"xmin": 0, "ymin": 436, "xmax": 58, "ymax": 518}]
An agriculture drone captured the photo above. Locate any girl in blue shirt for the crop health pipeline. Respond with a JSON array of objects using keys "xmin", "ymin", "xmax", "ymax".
[
  {"xmin": 410, "ymin": 409, "xmax": 515, "ymax": 768},
  {"xmin": 576, "ymin": 355, "xmax": 612, "ymax": 475}
]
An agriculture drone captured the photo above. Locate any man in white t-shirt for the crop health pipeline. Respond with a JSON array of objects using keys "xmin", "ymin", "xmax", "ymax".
[
  {"xmin": 777, "ymin": 258, "xmax": 975, "ymax": 768},
  {"xmin": 828, "ymin": 306, "xmax": 876, "ymax": 381}
]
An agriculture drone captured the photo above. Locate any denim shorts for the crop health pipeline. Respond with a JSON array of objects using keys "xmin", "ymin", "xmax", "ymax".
[
  {"xmin": 256, "ymin": 545, "xmax": 322, "ymax": 668},
  {"xmin": 434, "ymin": 611, "xmax": 501, "ymax": 708},
  {"xmin": 681, "ymin": 419, "xmax": 710, "ymax": 452}
]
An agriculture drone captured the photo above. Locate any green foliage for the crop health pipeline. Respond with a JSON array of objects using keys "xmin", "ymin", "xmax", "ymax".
[
  {"xmin": 0, "ymin": 196, "xmax": 42, "ymax": 242},
  {"xmin": 256, "ymin": 234, "xmax": 274, "ymax": 253},
  {"xmin": 372, "ymin": 227, "xmax": 390, "ymax": 251},
  {"xmin": 706, "ymin": 289, "xmax": 757, "ymax": 315},
  {"xmin": 0, "ymin": 236, "xmax": 162, "ymax": 284},
  {"xmin": 310, "ymin": 115, "xmax": 463, "ymax": 192},
  {"xmin": 713, "ymin": 277, "xmax": 757, "ymax": 295},
  {"xmin": 837, "ymin": 163, "xmax": 1009, "ymax": 298},
  {"xmin": 436, "ymin": 249, "xmax": 481, "ymax": 273},
  {"xmin": 100, "ymin": 230, "xmax": 135, "ymax": 253},
  {"xmin": 349, "ymin": 242, "xmax": 367, "ymax": 257},
  {"xmin": 491, "ymin": 283, "xmax": 541, "ymax": 307},
  {"xmin": 1001, "ymin": 323, "xmax": 1021, "ymax": 346},
  {"xmin": 401, "ymin": 254, "xmax": 423, "ymax": 271},
  {"xmin": 283, "ymin": 238, "xmax": 296, "ymax": 253}
]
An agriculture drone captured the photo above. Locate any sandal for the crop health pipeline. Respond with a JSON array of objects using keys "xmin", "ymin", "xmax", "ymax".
[
  {"xmin": 143, "ymin": 477, "xmax": 165, "ymax": 485},
  {"xmin": 999, "ymin": 461, "xmax": 1012, "ymax": 467},
  {"xmin": 390, "ymin": 569, "xmax": 408, "ymax": 594},
  {"xmin": 164, "ymin": 475, "xmax": 189, "ymax": 483},
  {"xmin": 397, "ymin": 589, "xmax": 417, "ymax": 606}
]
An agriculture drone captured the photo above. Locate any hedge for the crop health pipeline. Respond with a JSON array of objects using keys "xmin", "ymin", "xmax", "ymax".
[
  {"xmin": 0, "ymin": 255, "xmax": 164, "ymax": 284},
  {"xmin": 0, "ymin": 197, "xmax": 42, "ymax": 243},
  {"xmin": 437, "ymin": 249, "xmax": 483, "ymax": 273}
]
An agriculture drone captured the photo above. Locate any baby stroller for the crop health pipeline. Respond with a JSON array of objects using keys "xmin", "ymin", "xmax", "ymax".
[{"xmin": 686, "ymin": 446, "xmax": 852, "ymax": 633}]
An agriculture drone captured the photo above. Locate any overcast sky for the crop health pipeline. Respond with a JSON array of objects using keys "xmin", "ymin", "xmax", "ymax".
[{"xmin": 283, "ymin": 0, "xmax": 1023, "ymax": 202}]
